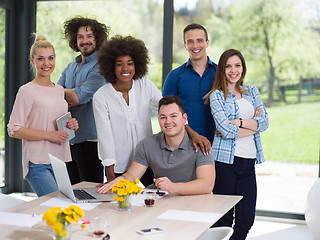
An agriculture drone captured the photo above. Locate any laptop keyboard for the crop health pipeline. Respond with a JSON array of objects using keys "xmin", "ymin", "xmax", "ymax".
[{"xmin": 73, "ymin": 189, "xmax": 96, "ymax": 200}]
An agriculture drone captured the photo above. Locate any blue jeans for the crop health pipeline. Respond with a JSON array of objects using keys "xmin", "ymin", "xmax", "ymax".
[
  {"xmin": 26, "ymin": 162, "xmax": 58, "ymax": 197},
  {"xmin": 213, "ymin": 156, "xmax": 257, "ymax": 240}
]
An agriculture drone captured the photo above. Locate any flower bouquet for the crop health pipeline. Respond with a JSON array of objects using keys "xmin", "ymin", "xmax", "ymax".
[
  {"xmin": 43, "ymin": 205, "xmax": 84, "ymax": 240},
  {"xmin": 112, "ymin": 178, "xmax": 143, "ymax": 211}
]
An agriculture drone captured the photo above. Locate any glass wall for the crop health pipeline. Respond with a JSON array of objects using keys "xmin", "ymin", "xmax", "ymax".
[
  {"xmin": 36, "ymin": 0, "xmax": 164, "ymax": 90},
  {"xmin": 37, "ymin": 0, "xmax": 164, "ymax": 133},
  {"xmin": 0, "ymin": 8, "xmax": 5, "ymax": 187},
  {"xmin": 173, "ymin": 0, "xmax": 320, "ymax": 214}
]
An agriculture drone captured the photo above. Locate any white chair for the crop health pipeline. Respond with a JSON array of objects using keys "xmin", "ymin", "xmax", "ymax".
[
  {"xmin": 0, "ymin": 193, "xmax": 26, "ymax": 211},
  {"xmin": 196, "ymin": 226, "xmax": 234, "ymax": 240},
  {"xmin": 305, "ymin": 178, "xmax": 320, "ymax": 240}
]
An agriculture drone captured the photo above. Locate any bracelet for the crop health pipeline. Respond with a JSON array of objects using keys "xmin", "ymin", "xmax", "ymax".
[{"xmin": 239, "ymin": 118, "xmax": 243, "ymax": 128}]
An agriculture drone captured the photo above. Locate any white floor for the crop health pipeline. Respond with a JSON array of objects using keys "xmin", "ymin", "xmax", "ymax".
[{"xmin": 247, "ymin": 218, "xmax": 315, "ymax": 240}]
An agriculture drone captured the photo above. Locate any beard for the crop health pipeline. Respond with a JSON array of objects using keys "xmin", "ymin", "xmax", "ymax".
[
  {"xmin": 81, "ymin": 48, "xmax": 95, "ymax": 57},
  {"xmin": 79, "ymin": 43, "xmax": 96, "ymax": 57}
]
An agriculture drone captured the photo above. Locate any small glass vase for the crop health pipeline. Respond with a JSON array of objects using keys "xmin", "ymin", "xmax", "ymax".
[
  {"xmin": 116, "ymin": 194, "xmax": 131, "ymax": 211},
  {"xmin": 53, "ymin": 222, "xmax": 71, "ymax": 240}
]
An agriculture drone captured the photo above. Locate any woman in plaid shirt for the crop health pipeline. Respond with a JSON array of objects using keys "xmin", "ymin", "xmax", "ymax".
[{"xmin": 204, "ymin": 49, "xmax": 269, "ymax": 240}]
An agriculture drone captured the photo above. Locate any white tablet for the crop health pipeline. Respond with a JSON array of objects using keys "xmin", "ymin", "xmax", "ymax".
[{"xmin": 56, "ymin": 112, "xmax": 75, "ymax": 142}]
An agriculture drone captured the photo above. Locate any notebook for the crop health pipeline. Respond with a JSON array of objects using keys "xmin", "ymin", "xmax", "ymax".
[
  {"xmin": 49, "ymin": 154, "xmax": 114, "ymax": 203},
  {"xmin": 56, "ymin": 112, "xmax": 75, "ymax": 142}
]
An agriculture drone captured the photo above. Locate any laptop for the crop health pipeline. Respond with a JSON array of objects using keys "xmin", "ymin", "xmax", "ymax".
[{"xmin": 49, "ymin": 154, "xmax": 115, "ymax": 203}]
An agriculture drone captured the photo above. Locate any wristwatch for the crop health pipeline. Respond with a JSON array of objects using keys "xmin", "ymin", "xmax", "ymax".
[{"xmin": 239, "ymin": 118, "xmax": 243, "ymax": 128}]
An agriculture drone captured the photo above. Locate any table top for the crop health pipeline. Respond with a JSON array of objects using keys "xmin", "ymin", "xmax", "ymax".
[{"xmin": 0, "ymin": 182, "xmax": 242, "ymax": 240}]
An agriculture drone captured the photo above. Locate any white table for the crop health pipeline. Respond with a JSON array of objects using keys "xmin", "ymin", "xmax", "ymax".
[{"xmin": 0, "ymin": 182, "xmax": 242, "ymax": 240}]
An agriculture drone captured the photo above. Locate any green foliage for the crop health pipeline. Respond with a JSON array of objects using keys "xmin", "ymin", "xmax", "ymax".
[
  {"xmin": 36, "ymin": 0, "xmax": 164, "ymax": 90},
  {"xmin": 262, "ymin": 93, "xmax": 320, "ymax": 163},
  {"xmin": 204, "ymin": 0, "xmax": 320, "ymax": 103}
]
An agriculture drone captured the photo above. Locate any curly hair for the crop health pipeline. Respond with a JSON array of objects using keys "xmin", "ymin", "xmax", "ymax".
[
  {"xmin": 63, "ymin": 16, "xmax": 110, "ymax": 52},
  {"xmin": 97, "ymin": 35, "xmax": 150, "ymax": 83}
]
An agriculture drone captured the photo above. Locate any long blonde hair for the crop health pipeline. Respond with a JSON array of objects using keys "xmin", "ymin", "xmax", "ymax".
[{"xmin": 204, "ymin": 49, "xmax": 247, "ymax": 103}]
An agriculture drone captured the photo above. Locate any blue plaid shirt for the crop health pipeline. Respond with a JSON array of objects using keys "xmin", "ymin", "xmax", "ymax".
[{"xmin": 209, "ymin": 86, "xmax": 269, "ymax": 164}]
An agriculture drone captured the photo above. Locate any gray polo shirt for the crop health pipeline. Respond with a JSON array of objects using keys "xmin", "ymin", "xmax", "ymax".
[{"xmin": 134, "ymin": 131, "xmax": 214, "ymax": 183}]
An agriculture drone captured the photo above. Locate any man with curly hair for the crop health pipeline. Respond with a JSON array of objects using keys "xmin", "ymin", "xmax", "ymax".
[{"xmin": 57, "ymin": 17, "xmax": 110, "ymax": 184}]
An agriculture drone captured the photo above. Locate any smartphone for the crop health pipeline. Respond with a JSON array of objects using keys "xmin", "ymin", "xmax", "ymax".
[{"xmin": 136, "ymin": 227, "xmax": 165, "ymax": 235}]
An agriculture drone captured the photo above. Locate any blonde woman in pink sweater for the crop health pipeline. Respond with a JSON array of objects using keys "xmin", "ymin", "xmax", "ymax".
[{"xmin": 7, "ymin": 34, "xmax": 78, "ymax": 197}]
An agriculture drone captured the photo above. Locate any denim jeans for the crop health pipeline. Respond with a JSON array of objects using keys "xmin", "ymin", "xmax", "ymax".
[
  {"xmin": 213, "ymin": 156, "xmax": 257, "ymax": 240},
  {"xmin": 26, "ymin": 161, "xmax": 58, "ymax": 197}
]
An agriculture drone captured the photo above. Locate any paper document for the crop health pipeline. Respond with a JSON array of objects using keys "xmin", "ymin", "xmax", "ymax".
[
  {"xmin": 40, "ymin": 197, "xmax": 100, "ymax": 211},
  {"xmin": 158, "ymin": 209, "xmax": 222, "ymax": 223},
  {"xmin": 0, "ymin": 212, "xmax": 42, "ymax": 228},
  {"xmin": 56, "ymin": 112, "xmax": 75, "ymax": 142}
]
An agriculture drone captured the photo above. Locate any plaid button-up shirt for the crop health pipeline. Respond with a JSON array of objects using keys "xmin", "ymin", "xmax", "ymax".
[{"xmin": 209, "ymin": 86, "xmax": 269, "ymax": 164}]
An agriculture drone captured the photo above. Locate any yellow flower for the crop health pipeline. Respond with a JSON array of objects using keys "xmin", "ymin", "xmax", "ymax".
[
  {"xmin": 53, "ymin": 222, "xmax": 64, "ymax": 234},
  {"xmin": 72, "ymin": 211, "xmax": 79, "ymax": 222},
  {"xmin": 112, "ymin": 179, "xmax": 142, "ymax": 202},
  {"xmin": 43, "ymin": 205, "xmax": 85, "ymax": 233},
  {"xmin": 126, "ymin": 184, "xmax": 134, "ymax": 194},
  {"xmin": 117, "ymin": 188, "xmax": 127, "ymax": 196},
  {"xmin": 63, "ymin": 210, "xmax": 72, "ymax": 217},
  {"xmin": 65, "ymin": 215, "xmax": 74, "ymax": 224},
  {"xmin": 69, "ymin": 205, "xmax": 84, "ymax": 218},
  {"xmin": 117, "ymin": 181, "xmax": 125, "ymax": 188}
]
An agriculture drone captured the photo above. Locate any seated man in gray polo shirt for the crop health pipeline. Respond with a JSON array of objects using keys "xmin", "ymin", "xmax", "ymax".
[{"xmin": 98, "ymin": 95, "xmax": 215, "ymax": 195}]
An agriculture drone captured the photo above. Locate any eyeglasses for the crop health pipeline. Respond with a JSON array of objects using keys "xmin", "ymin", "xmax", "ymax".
[{"xmin": 102, "ymin": 233, "xmax": 110, "ymax": 240}]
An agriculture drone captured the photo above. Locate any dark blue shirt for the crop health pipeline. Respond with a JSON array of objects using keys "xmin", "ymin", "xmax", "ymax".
[
  {"xmin": 57, "ymin": 52, "xmax": 106, "ymax": 144},
  {"xmin": 162, "ymin": 57, "xmax": 217, "ymax": 143}
]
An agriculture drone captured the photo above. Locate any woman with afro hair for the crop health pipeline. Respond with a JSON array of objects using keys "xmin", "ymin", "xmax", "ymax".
[{"xmin": 93, "ymin": 35, "xmax": 162, "ymax": 186}]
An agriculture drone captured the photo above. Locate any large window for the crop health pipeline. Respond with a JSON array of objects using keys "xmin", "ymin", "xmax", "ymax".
[
  {"xmin": 37, "ymin": 0, "xmax": 164, "ymax": 133},
  {"xmin": 0, "ymin": 8, "xmax": 5, "ymax": 187},
  {"xmin": 36, "ymin": 0, "xmax": 164, "ymax": 90},
  {"xmin": 173, "ymin": 0, "xmax": 320, "ymax": 215},
  {"xmin": 1, "ymin": 0, "xmax": 319, "ymax": 217}
]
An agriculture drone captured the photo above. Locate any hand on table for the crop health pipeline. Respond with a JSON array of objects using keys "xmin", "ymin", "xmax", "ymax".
[{"xmin": 96, "ymin": 178, "xmax": 120, "ymax": 194}]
